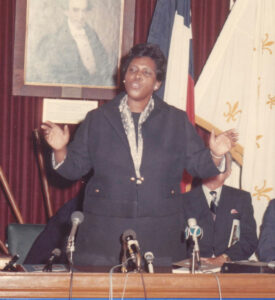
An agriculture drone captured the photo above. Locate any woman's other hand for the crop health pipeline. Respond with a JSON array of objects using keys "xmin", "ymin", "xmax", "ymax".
[
  {"xmin": 41, "ymin": 121, "xmax": 69, "ymax": 163},
  {"xmin": 209, "ymin": 128, "xmax": 238, "ymax": 157}
]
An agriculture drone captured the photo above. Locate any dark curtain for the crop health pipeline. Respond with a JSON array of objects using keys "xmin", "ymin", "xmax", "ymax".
[
  {"xmin": 191, "ymin": 0, "xmax": 230, "ymax": 82},
  {"xmin": 134, "ymin": 0, "xmax": 157, "ymax": 44},
  {"xmin": 0, "ymin": 0, "xmax": 230, "ymax": 247},
  {"xmin": 191, "ymin": 0, "xmax": 230, "ymax": 143}
]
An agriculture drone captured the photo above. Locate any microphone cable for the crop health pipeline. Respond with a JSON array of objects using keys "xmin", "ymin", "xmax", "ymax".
[
  {"xmin": 138, "ymin": 270, "xmax": 148, "ymax": 300},
  {"xmin": 212, "ymin": 273, "xmax": 222, "ymax": 300},
  {"xmin": 108, "ymin": 257, "xmax": 148, "ymax": 300},
  {"xmin": 203, "ymin": 271, "xmax": 222, "ymax": 300},
  {"xmin": 68, "ymin": 262, "xmax": 74, "ymax": 300},
  {"xmin": 120, "ymin": 270, "xmax": 148, "ymax": 300},
  {"xmin": 109, "ymin": 257, "xmax": 132, "ymax": 300}
]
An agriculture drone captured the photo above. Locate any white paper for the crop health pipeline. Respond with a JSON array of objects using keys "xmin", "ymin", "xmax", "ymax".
[
  {"xmin": 228, "ymin": 219, "xmax": 240, "ymax": 248},
  {"xmin": 173, "ymin": 259, "xmax": 221, "ymax": 274},
  {"xmin": 42, "ymin": 98, "xmax": 98, "ymax": 124}
]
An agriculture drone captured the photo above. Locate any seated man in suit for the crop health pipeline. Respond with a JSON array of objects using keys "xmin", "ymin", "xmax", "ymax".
[
  {"xmin": 257, "ymin": 199, "xmax": 275, "ymax": 262},
  {"xmin": 182, "ymin": 152, "xmax": 258, "ymax": 266}
]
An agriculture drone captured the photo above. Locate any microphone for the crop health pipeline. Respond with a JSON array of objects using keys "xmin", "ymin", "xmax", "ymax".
[
  {"xmin": 186, "ymin": 218, "xmax": 203, "ymax": 248},
  {"xmin": 2, "ymin": 254, "xmax": 19, "ymax": 272},
  {"xmin": 267, "ymin": 261, "xmax": 275, "ymax": 269},
  {"xmin": 43, "ymin": 248, "xmax": 61, "ymax": 272},
  {"xmin": 144, "ymin": 251, "xmax": 154, "ymax": 273},
  {"xmin": 122, "ymin": 229, "xmax": 141, "ymax": 271},
  {"xmin": 66, "ymin": 211, "xmax": 84, "ymax": 264},
  {"xmin": 186, "ymin": 218, "xmax": 203, "ymax": 271}
]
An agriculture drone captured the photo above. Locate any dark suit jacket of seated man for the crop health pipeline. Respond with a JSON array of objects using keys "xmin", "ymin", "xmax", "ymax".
[
  {"xmin": 257, "ymin": 199, "xmax": 275, "ymax": 262},
  {"xmin": 24, "ymin": 194, "xmax": 83, "ymax": 265},
  {"xmin": 182, "ymin": 153, "xmax": 258, "ymax": 265}
]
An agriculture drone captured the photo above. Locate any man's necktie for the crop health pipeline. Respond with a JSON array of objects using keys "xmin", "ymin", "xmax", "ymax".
[{"xmin": 210, "ymin": 191, "xmax": 218, "ymax": 216}]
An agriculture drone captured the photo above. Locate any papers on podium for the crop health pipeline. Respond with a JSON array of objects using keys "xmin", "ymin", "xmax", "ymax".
[
  {"xmin": 172, "ymin": 259, "xmax": 221, "ymax": 274},
  {"xmin": 21, "ymin": 264, "xmax": 68, "ymax": 272}
]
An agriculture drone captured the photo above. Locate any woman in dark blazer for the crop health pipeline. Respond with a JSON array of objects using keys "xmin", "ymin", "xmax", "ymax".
[{"xmin": 41, "ymin": 43, "xmax": 237, "ymax": 268}]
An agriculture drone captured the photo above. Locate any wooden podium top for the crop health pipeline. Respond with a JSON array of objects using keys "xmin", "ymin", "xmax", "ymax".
[{"xmin": 0, "ymin": 271, "xmax": 275, "ymax": 298}]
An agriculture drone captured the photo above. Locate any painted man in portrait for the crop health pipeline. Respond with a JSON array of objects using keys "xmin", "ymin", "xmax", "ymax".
[{"xmin": 26, "ymin": 0, "xmax": 117, "ymax": 87}]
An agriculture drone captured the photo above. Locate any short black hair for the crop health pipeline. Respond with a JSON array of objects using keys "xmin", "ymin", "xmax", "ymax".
[{"xmin": 121, "ymin": 43, "xmax": 167, "ymax": 82}]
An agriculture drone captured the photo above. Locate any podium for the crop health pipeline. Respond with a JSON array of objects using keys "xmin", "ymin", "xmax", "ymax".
[{"xmin": 0, "ymin": 271, "xmax": 275, "ymax": 298}]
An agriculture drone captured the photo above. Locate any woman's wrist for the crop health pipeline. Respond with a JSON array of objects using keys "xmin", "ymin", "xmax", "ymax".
[
  {"xmin": 54, "ymin": 147, "xmax": 67, "ymax": 163},
  {"xmin": 210, "ymin": 150, "xmax": 224, "ymax": 159}
]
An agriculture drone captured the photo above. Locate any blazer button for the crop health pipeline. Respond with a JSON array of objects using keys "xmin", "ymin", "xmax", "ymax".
[
  {"xmin": 140, "ymin": 177, "xmax": 144, "ymax": 181},
  {"xmin": 130, "ymin": 177, "xmax": 135, "ymax": 182},
  {"xmin": 171, "ymin": 190, "xmax": 175, "ymax": 195},
  {"xmin": 95, "ymin": 189, "xmax": 100, "ymax": 193}
]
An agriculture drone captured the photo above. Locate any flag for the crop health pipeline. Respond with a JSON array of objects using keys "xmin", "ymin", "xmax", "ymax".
[
  {"xmin": 195, "ymin": 0, "xmax": 275, "ymax": 235},
  {"xmin": 148, "ymin": 0, "xmax": 194, "ymax": 192}
]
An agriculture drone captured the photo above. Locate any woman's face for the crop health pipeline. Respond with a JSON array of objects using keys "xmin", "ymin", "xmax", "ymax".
[{"xmin": 124, "ymin": 56, "xmax": 161, "ymax": 105}]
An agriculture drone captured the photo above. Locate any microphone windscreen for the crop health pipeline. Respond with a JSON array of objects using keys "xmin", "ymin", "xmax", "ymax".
[
  {"xmin": 267, "ymin": 261, "xmax": 275, "ymax": 269},
  {"xmin": 122, "ymin": 229, "xmax": 137, "ymax": 242},
  {"xmin": 187, "ymin": 218, "xmax": 203, "ymax": 238},
  {"xmin": 71, "ymin": 211, "xmax": 84, "ymax": 224},
  {"xmin": 144, "ymin": 251, "xmax": 154, "ymax": 261},
  {"xmin": 52, "ymin": 248, "xmax": 61, "ymax": 257},
  {"xmin": 187, "ymin": 218, "xmax": 197, "ymax": 227}
]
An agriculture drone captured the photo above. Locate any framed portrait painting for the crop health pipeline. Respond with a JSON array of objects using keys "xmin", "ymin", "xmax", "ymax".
[{"xmin": 13, "ymin": 0, "xmax": 136, "ymax": 100}]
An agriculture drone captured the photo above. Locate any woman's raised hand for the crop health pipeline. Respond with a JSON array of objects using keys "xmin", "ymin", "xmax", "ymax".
[
  {"xmin": 41, "ymin": 121, "xmax": 70, "ymax": 151},
  {"xmin": 209, "ymin": 128, "xmax": 238, "ymax": 157}
]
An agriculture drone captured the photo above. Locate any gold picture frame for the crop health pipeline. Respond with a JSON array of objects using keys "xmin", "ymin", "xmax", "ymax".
[{"xmin": 12, "ymin": 0, "xmax": 135, "ymax": 100}]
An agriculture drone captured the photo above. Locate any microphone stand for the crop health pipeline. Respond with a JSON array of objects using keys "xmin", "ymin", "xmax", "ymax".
[
  {"xmin": 122, "ymin": 240, "xmax": 141, "ymax": 273},
  {"xmin": 135, "ymin": 252, "xmax": 142, "ymax": 272},
  {"xmin": 121, "ymin": 242, "xmax": 128, "ymax": 273},
  {"xmin": 2, "ymin": 254, "xmax": 19, "ymax": 272},
  {"xmin": 66, "ymin": 235, "xmax": 75, "ymax": 271},
  {"xmin": 66, "ymin": 237, "xmax": 75, "ymax": 300},
  {"xmin": 190, "ymin": 244, "xmax": 201, "ymax": 274},
  {"xmin": 127, "ymin": 239, "xmax": 141, "ymax": 272},
  {"xmin": 186, "ymin": 219, "xmax": 202, "ymax": 274},
  {"xmin": 43, "ymin": 261, "xmax": 53, "ymax": 272},
  {"xmin": 191, "ymin": 250, "xmax": 195, "ymax": 274}
]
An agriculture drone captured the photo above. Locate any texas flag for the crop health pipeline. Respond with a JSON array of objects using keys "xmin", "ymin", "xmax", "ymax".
[{"xmin": 148, "ymin": 0, "xmax": 194, "ymax": 191}]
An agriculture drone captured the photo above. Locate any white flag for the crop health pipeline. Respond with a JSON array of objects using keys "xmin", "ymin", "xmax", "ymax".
[{"xmin": 195, "ymin": 0, "xmax": 275, "ymax": 235}]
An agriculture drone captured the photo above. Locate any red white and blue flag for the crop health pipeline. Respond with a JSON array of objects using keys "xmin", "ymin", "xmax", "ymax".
[{"xmin": 148, "ymin": 0, "xmax": 194, "ymax": 192}]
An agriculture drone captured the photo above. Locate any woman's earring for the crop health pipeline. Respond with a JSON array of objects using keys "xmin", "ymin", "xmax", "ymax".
[{"xmin": 123, "ymin": 80, "xmax": 126, "ymax": 83}]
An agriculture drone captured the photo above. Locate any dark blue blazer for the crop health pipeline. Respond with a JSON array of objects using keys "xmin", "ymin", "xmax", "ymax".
[
  {"xmin": 257, "ymin": 199, "xmax": 275, "ymax": 262},
  {"xmin": 55, "ymin": 93, "xmax": 220, "ymax": 266},
  {"xmin": 182, "ymin": 185, "xmax": 258, "ymax": 261}
]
